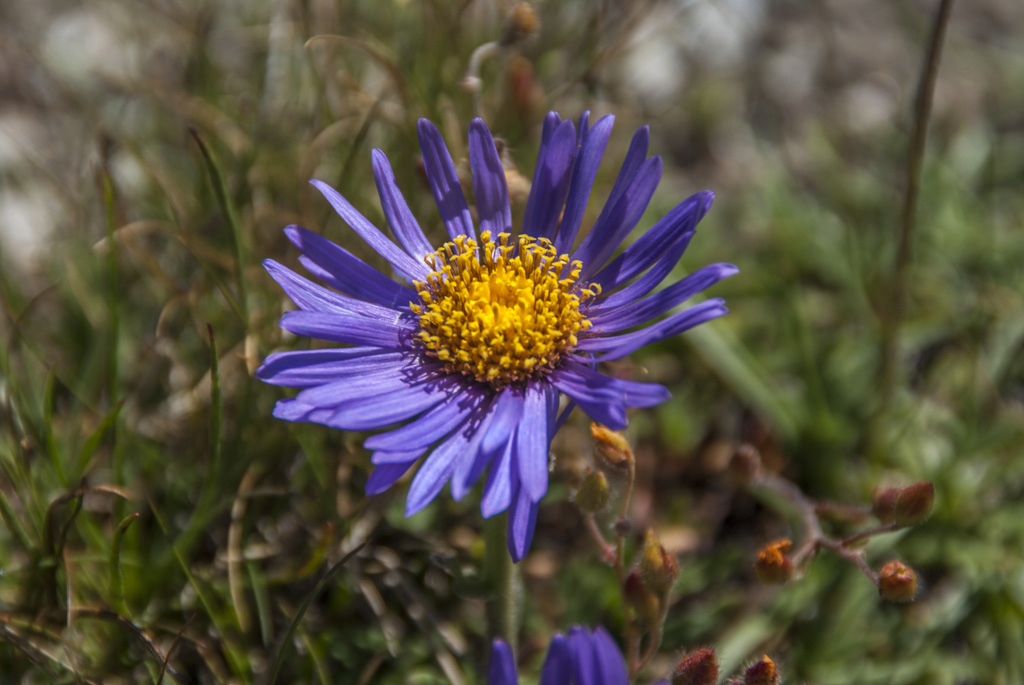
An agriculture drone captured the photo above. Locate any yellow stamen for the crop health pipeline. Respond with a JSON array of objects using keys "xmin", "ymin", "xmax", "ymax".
[{"xmin": 411, "ymin": 231, "xmax": 599, "ymax": 386}]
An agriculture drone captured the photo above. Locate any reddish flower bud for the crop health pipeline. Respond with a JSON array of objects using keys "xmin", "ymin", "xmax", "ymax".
[
  {"xmin": 640, "ymin": 529, "xmax": 679, "ymax": 596},
  {"xmin": 591, "ymin": 423, "xmax": 634, "ymax": 472},
  {"xmin": 872, "ymin": 487, "xmax": 900, "ymax": 524},
  {"xmin": 729, "ymin": 443, "xmax": 762, "ymax": 485},
  {"xmin": 672, "ymin": 647, "xmax": 718, "ymax": 685},
  {"xmin": 878, "ymin": 560, "xmax": 918, "ymax": 602},
  {"xmin": 575, "ymin": 470, "xmax": 610, "ymax": 513},
  {"xmin": 753, "ymin": 539, "xmax": 794, "ymax": 585},
  {"xmin": 623, "ymin": 568, "xmax": 660, "ymax": 623},
  {"xmin": 502, "ymin": 2, "xmax": 539, "ymax": 45},
  {"xmin": 743, "ymin": 655, "xmax": 780, "ymax": 685},
  {"xmin": 894, "ymin": 482, "xmax": 934, "ymax": 527}
]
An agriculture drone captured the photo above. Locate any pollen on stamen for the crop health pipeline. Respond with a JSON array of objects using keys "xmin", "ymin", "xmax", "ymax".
[{"xmin": 412, "ymin": 231, "xmax": 598, "ymax": 386}]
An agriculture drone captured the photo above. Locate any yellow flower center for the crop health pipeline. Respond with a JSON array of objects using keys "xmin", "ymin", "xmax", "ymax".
[{"xmin": 411, "ymin": 231, "xmax": 599, "ymax": 386}]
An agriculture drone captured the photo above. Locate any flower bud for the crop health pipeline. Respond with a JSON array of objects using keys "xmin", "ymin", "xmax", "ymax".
[
  {"xmin": 591, "ymin": 423, "xmax": 634, "ymax": 472},
  {"xmin": 743, "ymin": 655, "xmax": 780, "ymax": 685},
  {"xmin": 894, "ymin": 482, "xmax": 934, "ymax": 527},
  {"xmin": 729, "ymin": 443, "xmax": 762, "ymax": 485},
  {"xmin": 871, "ymin": 487, "xmax": 900, "ymax": 524},
  {"xmin": 753, "ymin": 539, "xmax": 794, "ymax": 585},
  {"xmin": 640, "ymin": 529, "xmax": 679, "ymax": 596},
  {"xmin": 623, "ymin": 568, "xmax": 659, "ymax": 623},
  {"xmin": 878, "ymin": 560, "xmax": 917, "ymax": 602},
  {"xmin": 672, "ymin": 647, "xmax": 718, "ymax": 685},
  {"xmin": 502, "ymin": 2, "xmax": 539, "ymax": 45},
  {"xmin": 575, "ymin": 470, "xmax": 610, "ymax": 513}
]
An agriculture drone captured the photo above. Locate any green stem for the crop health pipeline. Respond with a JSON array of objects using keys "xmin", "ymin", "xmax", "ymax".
[{"xmin": 483, "ymin": 514, "xmax": 520, "ymax": 650}]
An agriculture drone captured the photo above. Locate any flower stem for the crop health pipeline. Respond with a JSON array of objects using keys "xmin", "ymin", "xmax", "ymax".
[{"xmin": 483, "ymin": 514, "xmax": 520, "ymax": 651}]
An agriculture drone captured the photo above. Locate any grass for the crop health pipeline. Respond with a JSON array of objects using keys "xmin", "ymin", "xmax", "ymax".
[{"xmin": 1, "ymin": 0, "xmax": 1024, "ymax": 682}]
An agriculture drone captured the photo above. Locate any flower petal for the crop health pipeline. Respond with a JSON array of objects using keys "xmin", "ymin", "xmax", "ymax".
[
  {"xmin": 590, "ymin": 190, "xmax": 713, "ymax": 294},
  {"xmin": 418, "ymin": 118, "xmax": 475, "ymax": 240},
  {"xmin": 507, "ymin": 474, "xmax": 539, "ymax": 562},
  {"xmin": 371, "ymin": 447, "xmax": 426, "ymax": 465},
  {"xmin": 569, "ymin": 626, "xmax": 598, "ymax": 685},
  {"xmin": 547, "ymin": 363, "xmax": 629, "ymax": 431},
  {"xmin": 488, "ymin": 640, "xmax": 518, "ymax": 685},
  {"xmin": 589, "ymin": 263, "xmax": 739, "ymax": 329},
  {"xmin": 579, "ymin": 298, "xmax": 729, "ymax": 361},
  {"xmin": 591, "ymin": 627, "xmax": 629, "ymax": 685},
  {"xmin": 523, "ymin": 119, "xmax": 577, "ymax": 241},
  {"xmin": 364, "ymin": 392, "xmax": 482, "ymax": 451},
  {"xmin": 285, "ymin": 225, "xmax": 415, "ymax": 308},
  {"xmin": 322, "ymin": 376, "xmax": 455, "ymax": 430},
  {"xmin": 469, "ymin": 118, "xmax": 512, "ymax": 237},
  {"xmin": 516, "ymin": 382, "xmax": 556, "ymax": 503},
  {"xmin": 554, "ymin": 113, "xmax": 615, "ymax": 254},
  {"xmin": 371, "ymin": 149, "xmax": 434, "ymax": 260},
  {"xmin": 309, "ymin": 180, "xmax": 428, "ymax": 280},
  {"xmin": 573, "ymin": 155, "xmax": 662, "ymax": 281},
  {"xmin": 264, "ymin": 259, "xmax": 403, "ymax": 319},
  {"xmin": 257, "ymin": 348, "xmax": 405, "ymax": 388},
  {"xmin": 405, "ymin": 420, "xmax": 474, "ymax": 516},
  {"xmin": 278, "ymin": 310, "xmax": 412, "ymax": 348},
  {"xmin": 481, "ymin": 438, "xmax": 515, "ymax": 518},
  {"xmin": 538, "ymin": 634, "xmax": 571, "ymax": 685},
  {"xmin": 365, "ymin": 459, "xmax": 418, "ymax": 495},
  {"xmin": 293, "ymin": 361, "xmax": 426, "ymax": 408}
]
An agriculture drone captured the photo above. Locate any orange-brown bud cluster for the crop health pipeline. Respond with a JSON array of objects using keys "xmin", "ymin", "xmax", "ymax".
[
  {"xmin": 878, "ymin": 560, "xmax": 918, "ymax": 602},
  {"xmin": 672, "ymin": 647, "xmax": 718, "ymax": 685},
  {"xmin": 640, "ymin": 529, "xmax": 679, "ymax": 596},
  {"xmin": 591, "ymin": 423, "xmax": 634, "ymax": 471},
  {"xmin": 753, "ymin": 539, "xmax": 795, "ymax": 585},
  {"xmin": 872, "ymin": 482, "xmax": 935, "ymax": 526},
  {"xmin": 502, "ymin": 3, "xmax": 539, "ymax": 45},
  {"xmin": 742, "ymin": 655, "xmax": 780, "ymax": 685}
]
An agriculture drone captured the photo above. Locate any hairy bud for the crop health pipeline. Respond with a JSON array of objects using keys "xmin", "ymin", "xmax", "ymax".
[
  {"xmin": 640, "ymin": 529, "xmax": 679, "ymax": 596},
  {"xmin": 753, "ymin": 539, "xmax": 794, "ymax": 585},
  {"xmin": 872, "ymin": 487, "xmax": 901, "ymax": 524},
  {"xmin": 672, "ymin": 647, "xmax": 718, "ymax": 685},
  {"xmin": 575, "ymin": 470, "xmax": 610, "ymax": 513},
  {"xmin": 743, "ymin": 655, "xmax": 780, "ymax": 685},
  {"xmin": 591, "ymin": 423, "xmax": 634, "ymax": 471},
  {"xmin": 623, "ymin": 569, "xmax": 659, "ymax": 623},
  {"xmin": 502, "ymin": 2, "xmax": 539, "ymax": 45},
  {"xmin": 894, "ymin": 482, "xmax": 935, "ymax": 527},
  {"xmin": 878, "ymin": 560, "xmax": 918, "ymax": 602}
]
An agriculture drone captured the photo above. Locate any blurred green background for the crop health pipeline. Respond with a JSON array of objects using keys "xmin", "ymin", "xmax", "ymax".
[{"xmin": 1, "ymin": 0, "xmax": 1023, "ymax": 682}]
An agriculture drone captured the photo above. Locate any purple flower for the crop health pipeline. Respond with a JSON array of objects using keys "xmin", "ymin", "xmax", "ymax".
[
  {"xmin": 489, "ymin": 626, "xmax": 629, "ymax": 685},
  {"xmin": 258, "ymin": 112, "xmax": 735, "ymax": 561}
]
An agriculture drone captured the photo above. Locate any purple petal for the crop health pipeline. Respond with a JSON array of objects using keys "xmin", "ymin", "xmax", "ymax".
[
  {"xmin": 589, "ymin": 263, "xmax": 739, "ymax": 329},
  {"xmin": 405, "ymin": 420, "xmax": 474, "ymax": 516},
  {"xmin": 451, "ymin": 395, "xmax": 502, "ymax": 501},
  {"xmin": 554, "ymin": 113, "xmax": 615, "ymax": 254},
  {"xmin": 322, "ymin": 376, "xmax": 456, "ymax": 430},
  {"xmin": 285, "ymin": 225, "xmax": 416, "ymax": 308},
  {"xmin": 481, "ymin": 438, "xmax": 515, "ymax": 518},
  {"xmin": 590, "ymin": 190, "xmax": 713, "ymax": 294},
  {"xmin": 579, "ymin": 298, "xmax": 729, "ymax": 361},
  {"xmin": 469, "ymin": 119, "xmax": 511, "ymax": 237},
  {"xmin": 264, "ymin": 259, "xmax": 405, "ymax": 319},
  {"xmin": 364, "ymin": 391, "xmax": 483, "ymax": 451},
  {"xmin": 523, "ymin": 119, "xmax": 577, "ymax": 242},
  {"xmin": 569, "ymin": 626, "xmax": 597, "ymax": 685},
  {"xmin": 591, "ymin": 627, "xmax": 629, "ymax": 685},
  {"xmin": 278, "ymin": 310, "xmax": 412, "ymax": 349},
  {"xmin": 293, "ymin": 361, "xmax": 425, "ymax": 408},
  {"xmin": 506, "ymin": 474, "xmax": 538, "ymax": 562},
  {"xmin": 371, "ymin": 149, "xmax": 434, "ymax": 260},
  {"xmin": 370, "ymin": 447, "xmax": 426, "ymax": 465},
  {"xmin": 573, "ymin": 155, "xmax": 662, "ymax": 281},
  {"xmin": 488, "ymin": 640, "xmax": 518, "ymax": 685},
  {"xmin": 257, "ymin": 348, "xmax": 406, "ymax": 388},
  {"xmin": 309, "ymin": 180, "xmax": 428, "ymax": 280},
  {"xmin": 547, "ymin": 363, "xmax": 629, "ymax": 431},
  {"xmin": 481, "ymin": 386, "xmax": 526, "ymax": 456},
  {"xmin": 417, "ymin": 119, "xmax": 475, "ymax": 240},
  {"xmin": 365, "ymin": 460, "xmax": 417, "ymax": 495},
  {"xmin": 538, "ymin": 634, "xmax": 571, "ymax": 685},
  {"xmin": 588, "ymin": 232, "xmax": 694, "ymax": 313},
  {"xmin": 515, "ymin": 383, "xmax": 556, "ymax": 503},
  {"xmin": 554, "ymin": 360, "xmax": 670, "ymax": 410}
]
